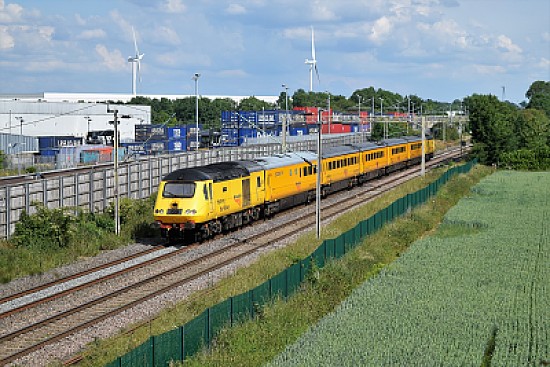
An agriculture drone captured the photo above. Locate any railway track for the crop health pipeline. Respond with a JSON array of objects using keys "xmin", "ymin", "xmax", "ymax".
[{"xmin": 0, "ymin": 148, "xmax": 465, "ymax": 366}]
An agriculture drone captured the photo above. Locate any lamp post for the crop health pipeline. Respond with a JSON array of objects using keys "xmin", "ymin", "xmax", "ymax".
[
  {"xmin": 357, "ymin": 95, "xmax": 362, "ymax": 142},
  {"xmin": 107, "ymin": 106, "xmax": 120, "ymax": 235},
  {"xmin": 327, "ymin": 92, "xmax": 331, "ymax": 134},
  {"xmin": 369, "ymin": 96, "xmax": 375, "ymax": 139},
  {"xmin": 15, "ymin": 116, "xmax": 23, "ymax": 135},
  {"xmin": 316, "ymin": 109, "xmax": 324, "ymax": 239},
  {"xmin": 282, "ymin": 84, "xmax": 289, "ymax": 152},
  {"xmin": 85, "ymin": 116, "xmax": 92, "ymax": 135},
  {"xmin": 379, "ymin": 97, "xmax": 385, "ymax": 139},
  {"xmin": 192, "ymin": 73, "xmax": 201, "ymax": 151}
]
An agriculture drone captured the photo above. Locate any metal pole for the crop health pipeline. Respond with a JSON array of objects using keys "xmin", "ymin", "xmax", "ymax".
[
  {"xmin": 193, "ymin": 73, "xmax": 201, "ymax": 151},
  {"xmin": 107, "ymin": 106, "xmax": 120, "ymax": 235},
  {"xmin": 282, "ymin": 84, "xmax": 288, "ymax": 152},
  {"xmin": 369, "ymin": 96, "xmax": 374, "ymax": 139},
  {"xmin": 358, "ymin": 95, "xmax": 362, "ymax": 142},
  {"xmin": 316, "ymin": 109, "xmax": 323, "ymax": 239},
  {"xmin": 326, "ymin": 93, "xmax": 331, "ymax": 134},
  {"xmin": 421, "ymin": 116, "xmax": 426, "ymax": 177}
]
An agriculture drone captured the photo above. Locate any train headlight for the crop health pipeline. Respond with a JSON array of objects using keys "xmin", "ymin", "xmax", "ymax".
[
  {"xmin": 185, "ymin": 209, "xmax": 197, "ymax": 215},
  {"xmin": 155, "ymin": 209, "xmax": 164, "ymax": 214}
]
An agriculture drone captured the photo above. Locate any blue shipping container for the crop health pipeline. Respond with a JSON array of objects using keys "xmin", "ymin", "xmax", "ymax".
[
  {"xmin": 289, "ymin": 127, "xmax": 308, "ymax": 136},
  {"xmin": 39, "ymin": 148, "xmax": 59, "ymax": 156},
  {"xmin": 39, "ymin": 136, "xmax": 83, "ymax": 149},
  {"xmin": 167, "ymin": 138, "xmax": 187, "ymax": 152},
  {"xmin": 221, "ymin": 128, "xmax": 239, "ymax": 147},
  {"xmin": 167, "ymin": 126, "xmax": 187, "ymax": 139},
  {"xmin": 121, "ymin": 142, "xmax": 148, "ymax": 155},
  {"xmin": 135, "ymin": 124, "xmax": 168, "ymax": 141}
]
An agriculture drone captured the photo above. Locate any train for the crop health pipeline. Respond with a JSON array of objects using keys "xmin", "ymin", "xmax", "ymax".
[{"xmin": 153, "ymin": 136, "xmax": 435, "ymax": 241}]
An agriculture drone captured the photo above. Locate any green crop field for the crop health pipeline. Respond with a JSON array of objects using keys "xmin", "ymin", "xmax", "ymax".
[{"xmin": 267, "ymin": 171, "xmax": 549, "ymax": 366}]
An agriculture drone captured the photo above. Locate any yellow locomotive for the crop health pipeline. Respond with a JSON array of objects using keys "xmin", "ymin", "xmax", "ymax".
[{"xmin": 153, "ymin": 136, "xmax": 434, "ymax": 241}]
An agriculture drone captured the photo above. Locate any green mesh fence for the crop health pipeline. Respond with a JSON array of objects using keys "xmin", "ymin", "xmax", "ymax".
[
  {"xmin": 210, "ymin": 298, "xmax": 231, "ymax": 338},
  {"xmin": 183, "ymin": 310, "xmax": 208, "ymax": 359},
  {"xmin": 231, "ymin": 290, "xmax": 252, "ymax": 323},
  {"xmin": 121, "ymin": 338, "xmax": 152, "ymax": 367},
  {"xmin": 153, "ymin": 327, "xmax": 182, "ymax": 366},
  {"xmin": 270, "ymin": 270, "xmax": 287, "ymax": 299},
  {"xmin": 106, "ymin": 160, "xmax": 477, "ymax": 367}
]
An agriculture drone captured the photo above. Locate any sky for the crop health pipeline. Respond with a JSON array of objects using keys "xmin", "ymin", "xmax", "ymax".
[{"xmin": 0, "ymin": 0, "xmax": 549, "ymax": 105}]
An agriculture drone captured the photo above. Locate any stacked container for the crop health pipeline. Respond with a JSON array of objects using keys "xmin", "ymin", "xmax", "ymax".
[{"xmin": 134, "ymin": 124, "xmax": 188, "ymax": 153}]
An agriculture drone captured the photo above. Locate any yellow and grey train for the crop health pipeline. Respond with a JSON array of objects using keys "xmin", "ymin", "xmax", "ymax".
[{"xmin": 153, "ymin": 136, "xmax": 435, "ymax": 241}]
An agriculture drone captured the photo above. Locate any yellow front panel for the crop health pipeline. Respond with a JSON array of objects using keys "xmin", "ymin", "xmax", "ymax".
[{"xmin": 154, "ymin": 181, "xmax": 214, "ymax": 225}]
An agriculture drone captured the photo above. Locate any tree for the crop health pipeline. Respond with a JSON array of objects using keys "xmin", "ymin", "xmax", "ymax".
[
  {"xmin": 465, "ymin": 94, "xmax": 518, "ymax": 165},
  {"xmin": 515, "ymin": 108, "xmax": 550, "ymax": 150},
  {"xmin": 238, "ymin": 96, "xmax": 275, "ymax": 111},
  {"xmin": 525, "ymin": 80, "xmax": 550, "ymax": 117}
]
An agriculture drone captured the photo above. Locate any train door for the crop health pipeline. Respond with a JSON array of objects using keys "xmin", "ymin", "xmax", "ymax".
[
  {"xmin": 204, "ymin": 182, "xmax": 214, "ymax": 215},
  {"xmin": 242, "ymin": 179, "xmax": 251, "ymax": 207}
]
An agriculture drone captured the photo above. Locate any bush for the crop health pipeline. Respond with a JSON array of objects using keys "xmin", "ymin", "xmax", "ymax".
[{"xmin": 13, "ymin": 203, "xmax": 75, "ymax": 249}]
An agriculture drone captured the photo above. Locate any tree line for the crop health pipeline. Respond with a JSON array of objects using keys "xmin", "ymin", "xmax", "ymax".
[
  {"xmin": 120, "ymin": 81, "xmax": 550, "ymax": 170},
  {"xmin": 467, "ymin": 81, "xmax": 550, "ymax": 169}
]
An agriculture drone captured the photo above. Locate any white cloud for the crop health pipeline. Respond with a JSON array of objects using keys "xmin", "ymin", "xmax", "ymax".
[
  {"xmin": 0, "ymin": 25, "xmax": 14, "ymax": 49},
  {"xmin": 77, "ymin": 29, "xmax": 107, "ymax": 40},
  {"xmin": 95, "ymin": 44, "xmax": 127, "ymax": 71},
  {"xmin": 218, "ymin": 69, "xmax": 248, "ymax": 78},
  {"xmin": 0, "ymin": 0, "xmax": 23, "ymax": 22},
  {"xmin": 226, "ymin": 4, "xmax": 247, "ymax": 15},
  {"xmin": 160, "ymin": 0, "xmax": 186, "ymax": 14},
  {"xmin": 153, "ymin": 26, "xmax": 180, "ymax": 45},
  {"xmin": 543, "ymin": 32, "xmax": 550, "ymax": 42},
  {"xmin": 495, "ymin": 35, "xmax": 522, "ymax": 54},
  {"xmin": 37, "ymin": 26, "xmax": 54, "ymax": 41},
  {"xmin": 75, "ymin": 14, "xmax": 86, "ymax": 26},
  {"xmin": 472, "ymin": 64, "xmax": 506, "ymax": 75},
  {"xmin": 369, "ymin": 16, "xmax": 393, "ymax": 44}
]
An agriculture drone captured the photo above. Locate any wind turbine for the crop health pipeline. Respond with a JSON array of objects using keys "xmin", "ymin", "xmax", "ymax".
[
  {"xmin": 128, "ymin": 27, "xmax": 144, "ymax": 96},
  {"xmin": 304, "ymin": 26, "xmax": 319, "ymax": 92}
]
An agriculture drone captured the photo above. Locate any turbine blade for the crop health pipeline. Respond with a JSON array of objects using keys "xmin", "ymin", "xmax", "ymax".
[
  {"xmin": 315, "ymin": 64, "xmax": 320, "ymax": 83},
  {"xmin": 311, "ymin": 26, "xmax": 316, "ymax": 60},
  {"xmin": 132, "ymin": 26, "xmax": 140, "ymax": 56}
]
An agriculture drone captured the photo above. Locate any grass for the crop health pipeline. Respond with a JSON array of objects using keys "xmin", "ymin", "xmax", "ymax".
[{"xmin": 72, "ymin": 163, "xmax": 492, "ymax": 367}]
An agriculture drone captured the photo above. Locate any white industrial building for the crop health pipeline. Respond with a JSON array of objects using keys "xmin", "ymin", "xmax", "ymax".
[{"xmin": 0, "ymin": 99, "xmax": 150, "ymax": 145}]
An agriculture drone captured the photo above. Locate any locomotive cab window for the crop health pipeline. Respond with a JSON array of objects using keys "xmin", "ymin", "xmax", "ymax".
[{"xmin": 163, "ymin": 182, "xmax": 195, "ymax": 198}]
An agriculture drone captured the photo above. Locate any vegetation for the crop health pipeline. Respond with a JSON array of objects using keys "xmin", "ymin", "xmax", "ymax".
[
  {"xmin": 267, "ymin": 171, "xmax": 549, "ymax": 366},
  {"xmin": 466, "ymin": 80, "xmax": 550, "ymax": 169},
  {"xmin": 73, "ymin": 164, "xmax": 491, "ymax": 367},
  {"xmin": 0, "ymin": 196, "xmax": 157, "ymax": 283}
]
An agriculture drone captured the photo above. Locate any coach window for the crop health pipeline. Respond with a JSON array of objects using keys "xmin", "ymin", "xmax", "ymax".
[
  {"xmin": 257, "ymin": 177, "xmax": 261, "ymax": 187},
  {"xmin": 203, "ymin": 184, "xmax": 209, "ymax": 200}
]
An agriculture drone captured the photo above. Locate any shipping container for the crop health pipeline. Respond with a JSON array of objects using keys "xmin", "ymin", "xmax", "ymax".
[
  {"xmin": 289, "ymin": 126, "xmax": 309, "ymax": 136},
  {"xmin": 220, "ymin": 128, "xmax": 240, "ymax": 147},
  {"xmin": 135, "ymin": 124, "xmax": 168, "ymax": 142},
  {"xmin": 120, "ymin": 142, "xmax": 148, "ymax": 156},
  {"xmin": 321, "ymin": 123, "xmax": 351, "ymax": 134},
  {"xmin": 39, "ymin": 148, "xmax": 59, "ymax": 156},
  {"xmin": 38, "ymin": 136, "xmax": 83, "ymax": 150},
  {"xmin": 167, "ymin": 126, "xmax": 187, "ymax": 139},
  {"xmin": 167, "ymin": 138, "xmax": 187, "ymax": 152}
]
